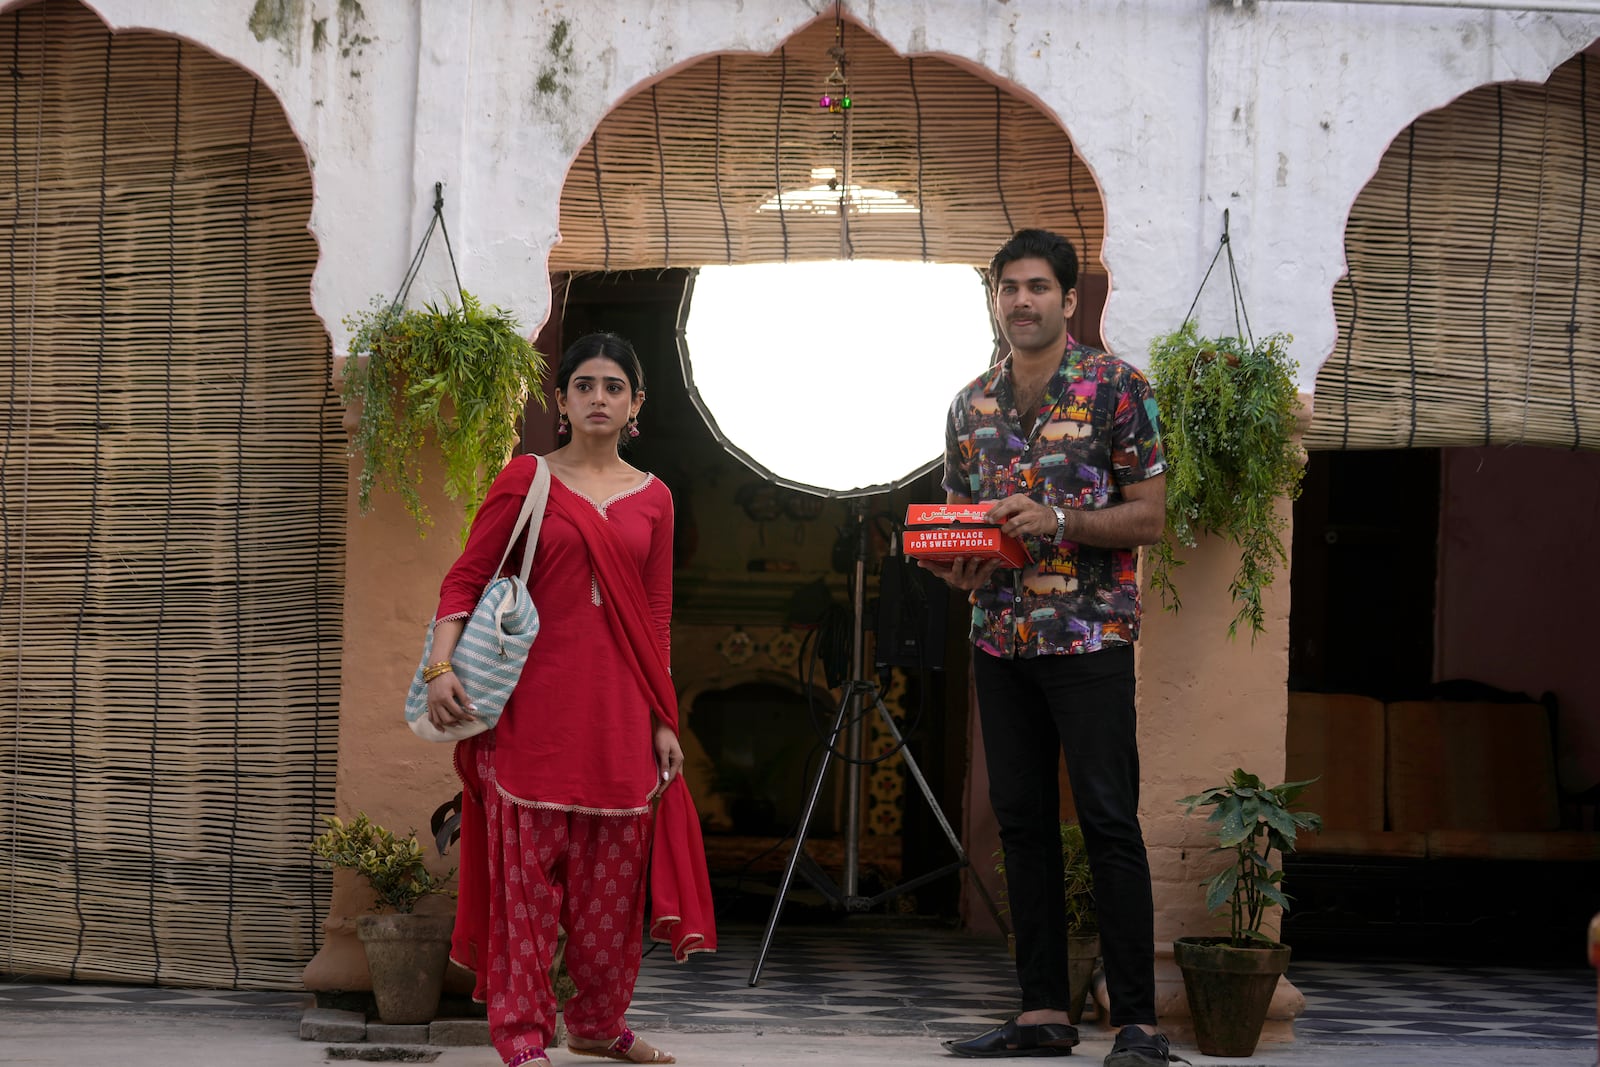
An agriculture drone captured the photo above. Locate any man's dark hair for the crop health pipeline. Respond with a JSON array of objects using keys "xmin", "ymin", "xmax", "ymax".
[{"xmin": 989, "ymin": 229, "xmax": 1079, "ymax": 294}]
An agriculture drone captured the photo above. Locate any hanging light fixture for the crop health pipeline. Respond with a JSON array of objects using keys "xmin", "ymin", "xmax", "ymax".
[{"xmin": 757, "ymin": 167, "xmax": 918, "ymax": 216}]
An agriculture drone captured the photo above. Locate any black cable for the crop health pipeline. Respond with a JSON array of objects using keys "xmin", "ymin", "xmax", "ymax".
[
  {"xmin": 431, "ymin": 182, "xmax": 466, "ymax": 307},
  {"xmin": 1066, "ymin": 140, "xmax": 1090, "ymax": 264},
  {"xmin": 1566, "ymin": 54, "xmax": 1588, "ymax": 451},
  {"xmin": 1338, "ymin": 236, "xmax": 1358, "ymax": 450},
  {"xmin": 774, "ymin": 47, "xmax": 790, "ymax": 261},
  {"xmin": 387, "ymin": 209, "xmax": 437, "ymax": 312},
  {"xmin": 993, "ymin": 86, "xmax": 1013, "ymax": 233},
  {"xmin": 1480, "ymin": 86, "xmax": 1503, "ymax": 445},
  {"xmin": 713, "ymin": 57, "xmax": 731, "ymax": 264},
  {"xmin": 1, "ymin": 14, "xmax": 22, "ymax": 850},
  {"xmin": 225, "ymin": 77, "xmax": 261, "ymax": 991},
  {"xmin": 311, "ymin": 330, "xmax": 333, "ymax": 953},
  {"xmin": 147, "ymin": 35, "xmax": 182, "ymax": 985},
  {"xmin": 1404, "ymin": 123, "xmax": 1418, "ymax": 447},
  {"xmin": 651, "ymin": 85, "xmax": 670, "ymax": 264},
  {"xmin": 1223, "ymin": 217, "xmax": 1254, "ymax": 351},
  {"xmin": 590, "ymin": 133, "xmax": 611, "ymax": 272},
  {"xmin": 908, "ymin": 56, "xmax": 927, "ymax": 261},
  {"xmin": 69, "ymin": 26, "xmax": 117, "ymax": 981},
  {"xmin": 1183, "ymin": 229, "xmax": 1227, "ymax": 328}
]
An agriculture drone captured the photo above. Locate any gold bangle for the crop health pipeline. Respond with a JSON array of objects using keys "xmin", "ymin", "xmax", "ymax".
[{"xmin": 422, "ymin": 661, "xmax": 454, "ymax": 682}]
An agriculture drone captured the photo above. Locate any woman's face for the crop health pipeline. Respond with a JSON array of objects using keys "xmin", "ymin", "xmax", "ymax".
[{"xmin": 559, "ymin": 356, "xmax": 643, "ymax": 439}]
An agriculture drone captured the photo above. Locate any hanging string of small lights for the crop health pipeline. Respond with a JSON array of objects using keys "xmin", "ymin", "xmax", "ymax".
[{"xmin": 819, "ymin": 5, "xmax": 854, "ymax": 258}]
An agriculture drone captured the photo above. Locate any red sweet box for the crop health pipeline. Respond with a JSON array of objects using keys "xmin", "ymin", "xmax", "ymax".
[{"xmin": 901, "ymin": 503, "xmax": 1032, "ymax": 568}]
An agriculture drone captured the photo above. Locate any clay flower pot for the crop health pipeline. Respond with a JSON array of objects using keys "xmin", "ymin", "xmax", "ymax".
[
  {"xmin": 1172, "ymin": 936, "xmax": 1291, "ymax": 1057},
  {"xmin": 1065, "ymin": 931, "xmax": 1100, "ymax": 1025},
  {"xmin": 356, "ymin": 913, "xmax": 454, "ymax": 1024}
]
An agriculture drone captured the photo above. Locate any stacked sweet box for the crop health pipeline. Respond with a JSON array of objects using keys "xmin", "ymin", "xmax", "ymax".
[{"xmin": 900, "ymin": 503, "xmax": 1031, "ymax": 568}]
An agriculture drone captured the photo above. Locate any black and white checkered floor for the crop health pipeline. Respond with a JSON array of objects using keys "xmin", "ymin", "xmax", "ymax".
[
  {"xmin": 1, "ymin": 924, "xmax": 1594, "ymax": 1050},
  {"xmin": 630, "ymin": 922, "xmax": 1023, "ymax": 1037},
  {"xmin": 1288, "ymin": 959, "xmax": 1595, "ymax": 1049},
  {"xmin": 0, "ymin": 981, "xmax": 307, "ymax": 1017}
]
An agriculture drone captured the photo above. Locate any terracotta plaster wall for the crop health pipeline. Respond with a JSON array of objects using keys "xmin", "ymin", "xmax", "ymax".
[
  {"xmin": 302, "ymin": 370, "xmax": 468, "ymax": 992},
  {"xmin": 1436, "ymin": 445, "xmax": 1600, "ymax": 794},
  {"xmin": 1136, "ymin": 493, "xmax": 1300, "ymax": 1042}
]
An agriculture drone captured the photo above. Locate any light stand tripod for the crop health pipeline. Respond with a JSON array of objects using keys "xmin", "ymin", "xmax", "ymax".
[{"xmin": 748, "ymin": 504, "xmax": 1008, "ymax": 986}]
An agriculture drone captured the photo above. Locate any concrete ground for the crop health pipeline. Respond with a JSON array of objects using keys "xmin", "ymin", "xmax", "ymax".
[{"xmin": 0, "ymin": 1007, "xmax": 1592, "ymax": 1067}]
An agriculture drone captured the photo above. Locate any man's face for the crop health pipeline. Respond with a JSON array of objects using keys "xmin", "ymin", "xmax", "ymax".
[{"xmin": 993, "ymin": 256, "xmax": 1077, "ymax": 356}]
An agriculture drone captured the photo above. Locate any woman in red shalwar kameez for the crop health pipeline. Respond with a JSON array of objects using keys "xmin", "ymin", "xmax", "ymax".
[{"xmin": 423, "ymin": 333, "xmax": 715, "ymax": 1067}]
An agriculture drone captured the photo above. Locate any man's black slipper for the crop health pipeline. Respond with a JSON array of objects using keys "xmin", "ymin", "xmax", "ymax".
[{"xmin": 943, "ymin": 1019, "xmax": 1079, "ymax": 1058}]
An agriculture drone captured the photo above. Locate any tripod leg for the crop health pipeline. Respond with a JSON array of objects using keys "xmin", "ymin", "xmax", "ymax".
[
  {"xmin": 871, "ymin": 696, "xmax": 1012, "ymax": 939},
  {"xmin": 748, "ymin": 690, "xmax": 853, "ymax": 986}
]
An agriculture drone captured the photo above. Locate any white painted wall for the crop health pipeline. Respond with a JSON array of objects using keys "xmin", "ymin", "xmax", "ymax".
[{"xmin": 73, "ymin": 0, "xmax": 1600, "ymax": 390}]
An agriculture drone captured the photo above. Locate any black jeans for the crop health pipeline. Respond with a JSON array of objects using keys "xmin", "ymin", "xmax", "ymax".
[{"xmin": 973, "ymin": 645, "xmax": 1156, "ymax": 1027}]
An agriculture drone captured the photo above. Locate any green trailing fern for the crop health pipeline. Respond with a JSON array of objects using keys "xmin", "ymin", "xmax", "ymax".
[
  {"xmin": 1147, "ymin": 321, "xmax": 1303, "ymax": 639},
  {"xmin": 342, "ymin": 293, "xmax": 547, "ymax": 536}
]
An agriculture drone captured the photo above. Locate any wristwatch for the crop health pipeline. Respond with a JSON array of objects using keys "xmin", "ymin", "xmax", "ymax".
[{"xmin": 1051, "ymin": 505, "xmax": 1066, "ymax": 544}]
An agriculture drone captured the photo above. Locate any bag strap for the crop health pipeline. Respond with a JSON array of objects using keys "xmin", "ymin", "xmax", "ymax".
[{"xmin": 489, "ymin": 456, "xmax": 552, "ymax": 583}]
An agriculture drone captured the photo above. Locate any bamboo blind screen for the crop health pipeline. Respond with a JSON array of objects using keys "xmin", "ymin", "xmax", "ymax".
[
  {"xmin": 0, "ymin": 0, "xmax": 342, "ymax": 990},
  {"xmin": 553, "ymin": 18, "xmax": 1104, "ymax": 271},
  {"xmin": 1312, "ymin": 53, "xmax": 1600, "ymax": 451}
]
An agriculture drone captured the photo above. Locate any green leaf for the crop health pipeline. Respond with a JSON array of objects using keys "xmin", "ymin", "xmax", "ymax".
[
  {"xmin": 1203, "ymin": 867, "xmax": 1238, "ymax": 914},
  {"xmin": 1215, "ymin": 797, "xmax": 1249, "ymax": 847},
  {"xmin": 1255, "ymin": 879, "xmax": 1291, "ymax": 911},
  {"xmin": 1261, "ymin": 803, "xmax": 1298, "ymax": 840}
]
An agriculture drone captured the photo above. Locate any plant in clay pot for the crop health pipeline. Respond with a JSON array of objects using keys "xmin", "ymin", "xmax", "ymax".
[
  {"xmin": 1172, "ymin": 770, "xmax": 1321, "ymax": 1056},
  {"xmin": 1146, "ymin": 321, "xmax": 1304, "ymax": 639},
  {"xmin": 342, "ymin": 293, "xmax": 546, "ymax": 537},
  {"xmin": 995, "ymin": 821, "xmax": 1100, "ymax": 1024},
  {"xmin": 311, "ymin": 813, "xmax": 455, "ymax": 1024}
]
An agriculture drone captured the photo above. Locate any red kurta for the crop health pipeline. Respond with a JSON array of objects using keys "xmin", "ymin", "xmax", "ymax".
[
  {"xmin": 438, "ymin": 454, "xmax": 714, "ymax": 1003},
  {"xmin": 435, "ymin": 455, "xmax": 672, "ymax": 814}
]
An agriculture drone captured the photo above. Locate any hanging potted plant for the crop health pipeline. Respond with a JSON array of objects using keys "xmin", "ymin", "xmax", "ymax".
[
  {"xmin": 995, "ymin": 821, "xmax": 1099, "ymax": 1024},
  {"xmin": 1173, "ymin": 770, "xmax": 1321, "ymax": 1056},
  {"xmin": 311, "ymin": 813, "xmax": 455, "ymax": 1025},
  {"xmin": 1146, "ymin": 320, "xmax": 1304, "ymax": 639},
  {"xmin": 342, "ymin": 291, "xmax": 547, "ymax": 536}
]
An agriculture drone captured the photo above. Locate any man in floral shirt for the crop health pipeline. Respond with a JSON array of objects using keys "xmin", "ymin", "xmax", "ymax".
[{"xmin": 924, "ymin": 230, "xmax": 1172, "ymax": 1065}]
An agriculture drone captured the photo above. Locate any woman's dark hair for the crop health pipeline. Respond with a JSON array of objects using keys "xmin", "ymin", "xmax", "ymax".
[
  {"xmin": 989, "ymin": 228, "xmax": 1079, "ymax": 294},
  {"xmin": 555, "ymin": 332, "xmax": 645, "ymax": 395}
]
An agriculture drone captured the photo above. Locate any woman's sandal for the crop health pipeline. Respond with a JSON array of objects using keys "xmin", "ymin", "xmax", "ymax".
[
  {"xmin": 568, "ymin": 1026, "xmax": 675, "ymax": 1064},
  {"xmin": 506, "ymin": 1047, "xmax": 550, "ymax": 1067}
]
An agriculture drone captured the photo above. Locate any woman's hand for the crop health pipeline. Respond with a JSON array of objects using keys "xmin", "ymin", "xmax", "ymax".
[
  {"xmin": 652, "ymin": 720, "xmax": 684, "ymax": 800},
  {"xmin": 427, "ymin": 671, "xmax": 478, "ymax": 730}
]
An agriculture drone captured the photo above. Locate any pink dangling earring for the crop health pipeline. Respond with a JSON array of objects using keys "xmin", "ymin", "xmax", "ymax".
[
  {"xmin": 627, "ymin": 417, "xmax": 641, "ymax": 439},
  {"xmin": 557, "ymin": 413, "xmax": 570, "ymax": 435}
]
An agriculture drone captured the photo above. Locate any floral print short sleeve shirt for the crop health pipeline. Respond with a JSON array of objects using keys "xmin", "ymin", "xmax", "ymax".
[{"xmin": 941, "ymin": 340, "xmax": 1166, "ymax": 658}]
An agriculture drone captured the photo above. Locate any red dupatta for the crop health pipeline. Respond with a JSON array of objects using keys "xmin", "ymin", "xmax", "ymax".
[{"xmin": 563, "ymin": 490, "xmax": 717, "ymax": 961}]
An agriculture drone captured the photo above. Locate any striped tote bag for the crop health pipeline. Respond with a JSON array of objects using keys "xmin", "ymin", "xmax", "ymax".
[{"xmin": 405, "ymin": 458, "xmax": 550, "ymax": 742}]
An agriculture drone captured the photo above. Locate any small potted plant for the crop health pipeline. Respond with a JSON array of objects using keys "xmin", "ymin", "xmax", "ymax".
[
  {"xmin": 342, "ymin": 292, "xmax": 546, "ymax": 537},
  {"xmin": 311, "ymin": 812, "xmax": 455, "ymax": 1024},
  {"xmin": 1146, "ymin": 321, "xmax": 1304, "ymax": 640},
  {"xmin": 995, "ymin": 821, "xmax": 1099, "ymax": 1023},
  {"xmin": 1173, "ymin": 770, "xmax": 1321, "ymax": 1056}
]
